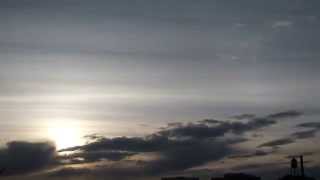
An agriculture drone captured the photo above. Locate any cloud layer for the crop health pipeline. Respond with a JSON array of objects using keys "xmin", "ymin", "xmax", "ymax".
[
  {"xmin": 55, "ymin": 110, "xmax": 304, "ymax": 176},
  {"xmin": 0, "ymin": 141, "xmax": 56, "ymax": 175},
  {"xmin": 1, "ymin": 110, "xmax": 318, "ymax": 179}
]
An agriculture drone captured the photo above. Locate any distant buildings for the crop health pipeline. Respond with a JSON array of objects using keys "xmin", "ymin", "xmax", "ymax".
[
  {"xmin": 278, "ymin": 175, "xmax": 316, "ymax": 180},
  {"xmin": 212, "ymin": 173, "xmax": 261, "ymax": 180},
  {"xmin": 161, "ymin": 156, "xmax": 318, "ymax": 180},
  {"xmin": 162, "ymin": 173, "xmax": 260, "ymax": 180},
  {"xmin": 162, "ymin": 177, "xmax": 199, "ymax": 180}
]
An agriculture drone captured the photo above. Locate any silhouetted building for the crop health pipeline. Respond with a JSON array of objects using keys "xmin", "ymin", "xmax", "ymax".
[
  {"xmin": 162, "ymin": 176, "xmax": 199, "ymax": 180},
  {"xmin": 212, "ymin": 173, "xmax": 261, "ymax": 180},
  {"xmin": 0, "ymin": 168, "xmax": 5, "ymax": 176}
]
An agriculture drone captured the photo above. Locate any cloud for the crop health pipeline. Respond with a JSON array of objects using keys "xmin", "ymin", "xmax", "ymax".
[
  {"xmin": 48, "ymin": 167, "xmax": 92, "ymax": 177},
  {"xmin": 1, "ymin": 110, "xmax": 305, "ymax": 178},
  {"xmin": 142, "ymin": 139, "xmax": 232, "ymax": 174},
  {"xmin": 297, "ymin": 122, "xmax": 320, "ymax": 129},
  {"xmin": 272, "ymin": 20, "xmax": 293, "ymax": 28},
  {"xmin": 292, "ymin": 130, "xmax": 318, "ymax": 139},
  {"xmin": 228, "ymin": 150, "xmax": 272, "ymax": 159},
  {"xmin": 0, "ymin": 141, "xmax": 56, "ymax": 175},
  {"xmin": 266, "ymin": 110, "xmax": 302, "ymax": 119},
  {"xmin": 59, "ymin": 151, "xmax": 135, "ymax": 164},
  {"xmin": 257, "ymin": 119, "xmax": 319, "ymax": 149},
  {"xmin": 231, "ymin": 161, "xmax": 287, "ymax": 171},
  {"xmin": 231, "ymin": 114, "xmax": 256, "ymax": 120},
  {"xmin": 58, "ymin": 110, "xmax": 302, "ymax": 176},
  {"xmin": 198, "ymin": 119, "xmax": 221, "ymax": 124},
  {"xmin": 48, "ymin": 161, "xmax": 154, "ymax": 179},
  {"xmin": 60, "ymin": 134, "xmax": 235, "ymax": 175},
  {"xmin": 258, "ymin": 138, "xmax": 295, "ymax": 148},
  {"xmin": 286, "ymin": 151, "xmax": 315, "ymax": 159},
  {"xmin": 158, "ymin": 117, "xmax": 276, "ymax": 140},
  {"xmin": 295, "ymin": 122, "xmax": 320, "ymax": 139}
]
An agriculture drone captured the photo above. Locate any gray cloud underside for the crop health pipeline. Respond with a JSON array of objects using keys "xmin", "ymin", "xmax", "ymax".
[
  {"xmin": 56, "ymin": 110, "xmax": 302, "ymax": 176},
  {"xmin": 228, "ymin": 150, "xmax": 272, "ymax": 159},
  {"xmin": 0, "ymin": 141, "xmax": 56, "ymax": 175},
  {"xmin": 257, "ymin": 120, "xmax": 320, "ymax": 148},
  {"xmin": 297, "ymin": 122, "xmax": 320, "ymax": 129},
  {"xmin": 0, "ymin": 110, "xmax": 310, "ymax": 177},
  {"xmin": 258, "ymin": 138, "xmax": 295, "ymax": 148}
]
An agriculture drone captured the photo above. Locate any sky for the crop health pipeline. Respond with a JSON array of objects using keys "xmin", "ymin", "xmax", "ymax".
[{"xmin": 0, "ymin": 0, "xmax": 320, "ymax": 180}]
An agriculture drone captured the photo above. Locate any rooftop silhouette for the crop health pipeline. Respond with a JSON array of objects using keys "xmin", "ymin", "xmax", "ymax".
[
  {"xmin": 161, "ymin": 155, "xmax": 317, "ymax": 180},
  {"xmin": 162, "ymin": 177, "xmax": 199, "ymax": 180},
  {"xmin": 212, "ymin": 173, "xmax": 261, "ymax": 180}
]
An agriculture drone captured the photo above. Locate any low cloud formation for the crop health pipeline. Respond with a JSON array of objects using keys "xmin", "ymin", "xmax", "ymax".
[
  {"xmin": 59, "ymin": 150, "xmax": 135, "ymax": 164},
  {"xmin": 266, "ymin": 110, "xmax": 302, "ymax": 119},
  {"xmin": 157, "ymin": 111, "xmax": 300, "ymax": 140},
  {"xmin": 297, "ymin": 122, "xmax": 320, "ymax": 129},
  {"xmin": 0, "ymin": 141, "xmax": 56, "ymax": 175},
  {"xmin": 292, "ymin": 130, "xmax": 318, "ymax": 139},
  {"xmin": 228, "ymin": 150, "xmax": 272, "ymax": 159},
  {"xmin": 272, "ymin": 20, "xmax": 293, "ymax": 28},
  {"xmin": 57, "ymin": 110, "xmax": 303, "ymax": 176},
  {"xmin": 258, "ymin": 119, "xmax": 320, "ymax": 149},
  {"xmin": 60, "ymin": 134, "xmax": 234, "ymax": 175},
  {"xmin": 258, "ymin": 138, "xmax": 295, "ymax": 148},
  {"xmin": 0, "ymin": 110, "xmax": 309, "ymax": 178},
  {"xmin": 292, "ymin": 122, "xmax": 320, "ymax": 139},
  {"xmin": 231, "ymin": 114, "xmax": 256, "ymax": 120}
]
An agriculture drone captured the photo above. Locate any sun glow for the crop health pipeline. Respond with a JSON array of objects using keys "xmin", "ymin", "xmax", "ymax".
[{"xmin": 46, "ymin": 119, "xmax": 85, "ymax": 150}]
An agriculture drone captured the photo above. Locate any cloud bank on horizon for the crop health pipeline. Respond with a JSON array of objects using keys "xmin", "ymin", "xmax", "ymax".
[{"xmin": 1, "ymin": 110, "xmax": 320, "ymax": 180}]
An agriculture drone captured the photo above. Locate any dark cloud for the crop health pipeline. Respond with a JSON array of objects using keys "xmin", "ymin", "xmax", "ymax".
[
  {"xmin": 228, "ymin": 150, "xmax": 272, "ymax": 159},
  {"xmin": 48, "ymin": 161, "xmax": 154, "ymax": 180},
  {"xmin": 167, "ymin": 122, "xmax": 184, "ymax": 128},
  {"xmin": 1, "ymin": 110, "xmax": 306, "ymax": 177},
  {"xmin": 158, "ymin": 117, "xmax": 276, "ymax": 140},
  {"xmin": 48, "ymin": 167, "xmax": 92, "ymax": 177},
  {"xmin": 286, "ymin": 151, "xmax": 315, "ymax": 159},
  {"xmin": 59, "ymin": 151, "xmax": 135, "ymax": 164},
  {"xmin": 58, "ymin": 110, "xmax": 300, "ymax": 175},
  {"xmin": 142, "ymin": 139, "xmax": 231, "ymax": 174},
  {"xmin": 75, "ymin": 135, "xmax": 169, "ymax": 153},
  {"xmin": 0, "ymin": 141, "xmax": 56, "ymax": 175},
  {"xmin": 257, "ymin": 122, "xmax": 319, "ymax": 149},
  {"xmin": 295, "ymin": 122, "xmax": 320, "ymax": 140},
  {"xmin": 232, "ymin": 114, "xmax": 256, "ymax": 120},
  {"xmin": 258, "ymin": 138, "xmax": 295, "ymax": 148},
  {"xmin": 198, "ymin": 119, "xmax": 221, "ymax": 124},
  {"xmin": 297, "ymin": 122, "xmax": 320, "ymax": 129},
  {"xmin": 292, "ymin": 130, "xmax": 318, "ymax": 139},
  {"xmin": 267, "ymin": 110, "xmax": 303, "ymax": 119},
  {"xmin": 60, "ymin": 134, "xmax": 234, "ymax": 175}
]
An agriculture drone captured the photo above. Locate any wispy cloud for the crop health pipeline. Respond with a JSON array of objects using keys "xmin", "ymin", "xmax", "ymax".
[{"xmin": 272, "ymin": 20, "xmax": 293, "ymax": 28}]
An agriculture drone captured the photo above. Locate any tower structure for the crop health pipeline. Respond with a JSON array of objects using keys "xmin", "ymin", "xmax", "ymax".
[
  {"xmin": 289, "ymin": 155, "xmax": 305, "ymax": 177},
  {"xmin": 290, "ymin": 157, "xmax": 298, "ymax": 176}
]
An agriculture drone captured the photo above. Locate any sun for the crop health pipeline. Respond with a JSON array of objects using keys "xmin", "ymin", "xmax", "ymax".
[{"xmin": 46, "ymin": 119, "xmax": 84, "ymax": 150}]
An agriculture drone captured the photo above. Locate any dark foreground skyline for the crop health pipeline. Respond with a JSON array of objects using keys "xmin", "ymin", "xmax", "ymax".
[{"xmin": 1, "ymin": 0, "xmax": 320, "ymax": 180}]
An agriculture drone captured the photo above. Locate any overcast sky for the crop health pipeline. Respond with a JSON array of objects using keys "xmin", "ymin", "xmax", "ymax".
[{"xmin": 1, "ymin": 0, "xmax": 320, "ymax": 180}]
